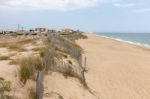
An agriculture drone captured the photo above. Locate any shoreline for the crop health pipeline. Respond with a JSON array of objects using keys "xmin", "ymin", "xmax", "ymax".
[
  {"xmin": 77, "ymin": 34, "xmax": 150, "ymax": 99},
  {"xmin": 89, "ymin": 32, "xmax": 150, "ymax": 49}
]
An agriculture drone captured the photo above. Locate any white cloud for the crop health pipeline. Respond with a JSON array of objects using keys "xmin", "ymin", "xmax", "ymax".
[
  {"xmin": 112, "ymin": 3, "xmax": 136, "ymax": 8},
  {"xmin": 0, "ymin": 0, "xmax": 120, "ymax": 11},
  {"xmin": 134, "ymin": 8, "xmax": 150, "ymax": 13}
]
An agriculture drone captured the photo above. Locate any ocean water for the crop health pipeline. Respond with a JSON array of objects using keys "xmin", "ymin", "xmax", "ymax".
[{"xmin": 94, "ymin": 33, "xmax": 150, "ymax": 47}]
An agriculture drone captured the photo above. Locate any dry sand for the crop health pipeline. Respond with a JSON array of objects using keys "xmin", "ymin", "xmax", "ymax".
[
  {"xmin": 0, "ymin": 38, "xmax": 43, "ymax": 99},
  {"xmin": 1, "ymin": 34, "xmax": 150, "ymax": 99},
  {"xmin": 76, "ymin": 33, "xmax": 150, "ymax": 99}
]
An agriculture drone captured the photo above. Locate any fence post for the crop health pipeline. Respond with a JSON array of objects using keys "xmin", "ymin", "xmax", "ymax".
[
  {"xmin": 36, "ymin": 71, "xmax": 44, "ymax": 99},
  {"xmin": 78, "ymin": 54, "xmax": 82, "ymax": 68},
  {"xmin": 84, "ymin": 56, "xmax": 86, "ymax": 69}
]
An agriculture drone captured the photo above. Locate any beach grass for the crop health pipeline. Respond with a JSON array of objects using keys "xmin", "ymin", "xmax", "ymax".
[
  {"xmin": 19, "ymin": 56, "xmax": 43, "ymax": 84},
  {"xmin": 0, "ymin": 80, "xmax": 12, "ymax": 92},
  {"xmin": 0, "ymin": 55, "xmax": 9, "ymax": 60},
  {"xmin": 9, "ymin": 59, "xmax": 19, "ymax": 65},
  {"xmin": 16, "ymin": 39, "xmax": 37, "ymax": 45},
  {"xmin": 7, "ymin": 44, "xmax": 26, "ymax": 52},
  {"xmin": 32, "ymin": 43, "xmax": 51, "ymax": 57},
  {"xmin": 28, "ymin": 86, "xmax": 37, "ymax": 99}
]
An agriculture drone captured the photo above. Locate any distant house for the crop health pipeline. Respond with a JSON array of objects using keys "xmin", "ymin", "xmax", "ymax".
[
  {"xmin": 47, "ymin": 29, "xmax": 56, "ymax": 33},
  {"xmin": 29, "ymin": 29, "xmax": 35, "ymax": 33},
  {"xmin": 61, "ymin": 28, "xmax": 74, "ymax": 34},
  {"xmin": 34, "ymin": 28, "xmax": 56, "ymax": 34},
  {"xmin": 35, "ymin": 28, "xmax": 47, "ymax": 33},
  {"xmin": 29, "ymin": 29, "xmax": 38, "ymax": 35}
]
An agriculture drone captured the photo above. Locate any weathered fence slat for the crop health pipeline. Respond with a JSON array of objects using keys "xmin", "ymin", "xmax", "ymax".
[{"xmin": 36, "ymin": 71, "xmax": 44, "ymax": 99}]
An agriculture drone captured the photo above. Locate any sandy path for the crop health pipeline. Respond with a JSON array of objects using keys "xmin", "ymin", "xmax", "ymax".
[{"xmin": 77, "ymin": 34, "xmax": 150, "ymax": 99}]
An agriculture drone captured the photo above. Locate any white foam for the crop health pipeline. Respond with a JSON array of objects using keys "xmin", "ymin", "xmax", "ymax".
[{"xmin": 94, "ymin": 34, "xmax": 150, "ymax": 48}]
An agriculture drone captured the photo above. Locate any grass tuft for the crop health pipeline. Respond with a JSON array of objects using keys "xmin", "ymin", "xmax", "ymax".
[
  {"xmin": 8, "ymin": 44, "xmax": 26, "ymax": 52},
  {"xmin": 28, "ymin": 87, "xmax": 37, "ymax": 99},
  {"xmin": 0, "ymin": 80, "xmax": 11, "ymax": 92},
  {"xmin": 9, "ymin": 59, "xmax": 19, "ymax": 65},
  {"xmin": 0, "ymin": 77, "xmax": 5, "ymax": 81},
  {"xmin": 39, "ymin": 43, "xmax": 51, "ymax": 57},
  {"xmin": 19, "ymin": 56, "xmax": 43, "ymax": 84},
  {"xmin": 0, "ymin": 55, "xmax": 9, "ymax": 60}
]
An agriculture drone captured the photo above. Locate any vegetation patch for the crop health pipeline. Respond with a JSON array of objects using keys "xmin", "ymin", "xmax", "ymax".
[
  {"xmin": 9, "ymin": 59, "xmax": 19, "ymax": 65},
  {"xmin": 0, "ymin": 55, "xmax": 9, "ymax": 60},
  {"xmin": 0, "ymin": 43, "xmax": 7, "ymax": 48},
  {"xmin": 32, "ymin": 44, "xmax": 51, "ymax": 58},
  {"xmin": 7, "ymin": 44, "xmax": 26, "ymax": 52},
  {"xmin": 9, "ymin": 53, "xmax": 16, "ymax": 57},
  {"xmin": 0, "ymin": 80, "xmax": 12, "ymax": 92},
  {"xmin": 28, "ymin": 86, "xmax": 37, "ymax": 99},
  {"xmin": 19, "ymin": 56, "xmax": 43, "ymax": 84},
  {"xmin": 0, "ymin": 77, "xmax": 5, "ymax": 81},
  {"xmin": 39, "ymin": 43, "xmax": 51, "ymax": 57},
  {"xmin": 16, "ymin": 39, "xmax": 37, "ymax": 45}
]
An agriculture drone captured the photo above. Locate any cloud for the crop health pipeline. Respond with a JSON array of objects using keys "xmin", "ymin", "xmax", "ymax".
[
  {"xmin": 0, "ymin": 0, "xmax": 120, "ymax": 11},
  {"xmin": 112, "ymin": 3, "xmax": 136, "ymax": 8},
  {"xmin": 134, "ymin": 8, "xmax": 150, "ymax": 13}
]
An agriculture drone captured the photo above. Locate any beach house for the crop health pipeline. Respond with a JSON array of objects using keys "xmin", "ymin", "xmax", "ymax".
[{"xmin": 61, "ymin": 28, "xmax": 74, "ymax": 34}]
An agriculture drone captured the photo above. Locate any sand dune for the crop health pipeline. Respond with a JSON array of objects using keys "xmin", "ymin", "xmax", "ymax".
[
  {"xmin": 1, "ymin": 33, "xmax": 150, "ymax": 99},
  {"xmin": 77, "ymin": 34, "xmax": 150, "ymax": 99}
]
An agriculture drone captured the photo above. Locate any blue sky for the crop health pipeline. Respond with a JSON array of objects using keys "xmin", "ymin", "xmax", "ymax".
[{"xmin": 0, "ymin": 0, "xmax": 150, "ymax": 33}]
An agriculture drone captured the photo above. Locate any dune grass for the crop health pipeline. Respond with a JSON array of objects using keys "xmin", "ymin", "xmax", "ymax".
[
  {"xmin": 0, "ymin": 43, "xmax": 7, "ymax": 48},
  {"xmin": 39, "ymin": 42, "xmax": 51, "ymax": 57},
  {"xmin": 0, "ymin": 55, "xmax": 9, "ymax": 60},
  {"xmin": 61, "ymin": 32, "xmax": 88, "ymax": 41},
  {"xmin": 0, "ymin": 77, "xmax": 5, "ymax": 81},
  {"xmin": 0, "ymin": 80, "xmax": 11, "ymax": 92},
  {"xmin": 47, "ymin": 34, "xmax": 83, "ymax": 62},
  {"xmin": 0, "ymin": 43, "xmax": 26, "ymax": 52},
  {"xmin": 28, "ymin": 87, "xmax": 37, "ymax": 99},
  {"xmin": 9, "ymin": 59, "xmax": 19, "ymax": 65},
  {"xmin": 44, "ymin": 34, "xmax": 90, "ymax": 90},
  {"xmin": 0, "ymin": 39, "xmax": 37, "ymax": 52},
  {"xmin": 7, "ymin": 44, "xmax": 26, "ymax": 52},
  {"xmin": 19, "ymin": 56, "xmax": 44, "ymax": 84},
  {"xmin": 16, "ymin": 39, "xmax": 37, "ymax": 45}
]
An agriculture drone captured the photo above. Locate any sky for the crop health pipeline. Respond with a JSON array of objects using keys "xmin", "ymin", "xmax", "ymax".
[{"xmin": 0, "ymin": 0, "xmax": 150, "ymax": 33}]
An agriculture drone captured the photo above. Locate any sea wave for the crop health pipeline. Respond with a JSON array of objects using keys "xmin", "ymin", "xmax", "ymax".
[{"xmin": 94, "ymin": 34, "xmax": 150, "ymax": 48}]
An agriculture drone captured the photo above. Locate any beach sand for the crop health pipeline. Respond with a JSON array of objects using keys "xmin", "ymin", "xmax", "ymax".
[
  {"xmin": 1, "ymin": 34, "xmax": 150, "ymax": 99},
  {"xmin": 76, "ymin": 33, "xmax": 150, "ymax": 99}
]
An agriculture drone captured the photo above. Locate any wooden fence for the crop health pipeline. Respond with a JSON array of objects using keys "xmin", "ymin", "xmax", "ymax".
[
  {"xmin": 36, "ymin": 71, "xmax": 44, "ymax": 99},
  {"xmin": 36, "ymin": 54, "xmax": 87, "ymax": 99}
]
